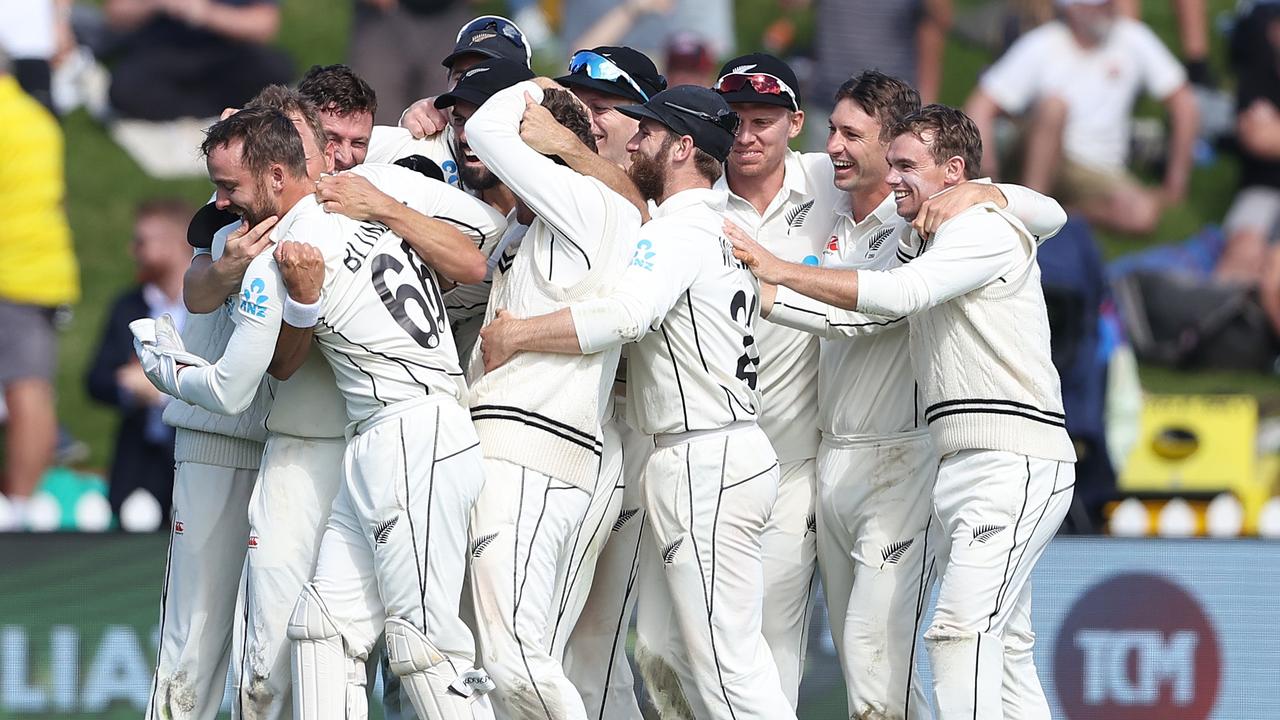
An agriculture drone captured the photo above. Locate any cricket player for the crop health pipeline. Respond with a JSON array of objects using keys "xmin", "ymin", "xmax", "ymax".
[
  {"xmin": 141, "ymin": 107, "xmax": 503, "ymax": 719},
  {"xmin": 710, "ymin": 52, "xmax": 841, "ymax": 706},
  {"xmin": 478, "ymin": 85, "xmax": 796, "ymax": 720},
  {"xmin": 550, "ymin": 45, "xmax": 668, "ymax": 720},
  {"xmin": 459, "ymin": 75, "xmax": 639, "ymax": 719},
  {"xmin": 730, "ymin": 104, "xmax": 1076, "ymax": 720},
  {"xmin": 727, "ymin": 70, "xmax": 1069, "ymax": 719}
]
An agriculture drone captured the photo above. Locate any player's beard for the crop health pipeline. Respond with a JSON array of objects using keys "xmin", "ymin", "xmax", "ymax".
[
  {"xmin": 627, "ymin": 137, "xmax": 673, "ymax": 202},
  {"xmin": 238, "ymin": 177, "xmax": 278, "ymax": 226},
  {"xmin": 459, "ymin": 162, "xmax": 500, "ymax": 192}
]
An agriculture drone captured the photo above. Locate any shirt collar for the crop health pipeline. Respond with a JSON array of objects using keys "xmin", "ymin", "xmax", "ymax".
[
  {"xmin": 837, "ymin": 190, "xmax": 898, "ymax": 228},
  {"xmin": 653, "ymin": 187, "xmax": 728, "ymax": 218},
  {"xmin": 715, "ymin": 149, "xmax": 811, "ymax": 211}
]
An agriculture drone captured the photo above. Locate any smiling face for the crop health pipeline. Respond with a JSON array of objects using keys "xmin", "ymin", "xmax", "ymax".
[
  {"xmin": 727, "ymin": 103, "xmax": 801, "ymax": 179},
  {"xmin": 319, "ymin": 109, "xmax": 373, "ymax": 170},
  {"xmin": 827, "ymin": 97, "xmax": 890, "ymax": 196},
  {"xmin": 570, "ymin": 86, "xmax": 641, "ymax": 169},
  {"xmin": 884, "ymin": 131, "xmax": 950, "ymax": 221},
  {"xmin": 207, "ymin": 140, "xmax": 277, "ymax": 226},
  {"xmin": 449, "ymin": 100, "xmax": 501, "ymax": 191}
]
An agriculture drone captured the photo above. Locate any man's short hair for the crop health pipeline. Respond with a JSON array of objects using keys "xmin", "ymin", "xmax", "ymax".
[
  {"xmin": 246, "ymin": 84, "xmax": 328, "ymax": 160},
  {"xmin": 541, "ymin": 88, "xmax": 598, "ymax": 154},
  {"xmin": 201, "ymin": 107, "xmax": 308, "ymax": 179},
  {"xmin": 298, "ymin": 64, "xmax": 377, "ymax": 118},
  {"xmin": 834, "ymin": 71, "xmax": 921, "ymax": 143},
  {"xmin": 135, "ymin": 197, "xmax": 196, "ymax": 226},
  {"xmin": 888, "ymin": 104, "xmax": 983, "ymax": 180}
]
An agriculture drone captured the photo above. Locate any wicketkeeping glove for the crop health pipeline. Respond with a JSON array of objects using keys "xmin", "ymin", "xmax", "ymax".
[{"xmin": 129, "ymin": 315, "xmax": 209, "ymax": 399}]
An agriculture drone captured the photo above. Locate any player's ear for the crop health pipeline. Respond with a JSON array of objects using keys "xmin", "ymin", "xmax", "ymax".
[
  {"xmin": 323, "ymin": 141, "xmax": 336, "ymax": 174},
  {"xmin": 788, "ymin": 109, "xmax": 805, "ymax": 140},
  {"xmin": 944, "ymin": 155, "xmax": 967, "ymax": 184}
]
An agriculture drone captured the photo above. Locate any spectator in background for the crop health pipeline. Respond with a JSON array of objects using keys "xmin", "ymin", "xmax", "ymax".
[
  {"xmin": 562, "ymin": 0, "xmax": 733, "ymax": 68},
  {"xmin": 87, "ymin": 198, "xmax": 191, "ymax": 521},
  {"xmin": 0, "ymin": 49, "xmax": 79, "ymax": 530},
  {"xmin": 965, "ymin": 0, "xmax": 1198, "ymax": 236},
  {"xmin": 788, "ymin": 0, "xmax": 951, "ymax": 105},
  {"xmin": 1224, "ymin": 1, "xmax": 1280, "ymax": 335},
  {"xmin": 0, "ymin": 0, "xmax": 57, "ymax": 111},
  {"xmin": 664, "ymin": 30, "xmax": 716, "ymax": 87},
  {"xmin": 103, "ymin": 0, "xmax": 292, "ymax": 121},
  {"xmin": 347, "ymin": 0, "xmax": 477, "ymax": 125}
]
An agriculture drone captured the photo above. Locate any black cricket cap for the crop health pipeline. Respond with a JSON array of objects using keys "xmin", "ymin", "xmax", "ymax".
[
  {"xmin": 443, "ymin": 15, "xmax": 531, "ymax": 69},
  {"xmin": 188, "ymin": 202, "xmax": 238, "ymax": 250},
  {"xmin": 555, "ymin": 46, "xmax": 667, "ymax": 104},
  {"xmin": 617, "ymin": 85, "xmax": 739, "ymax": 163},
  {"xmin": 435, "ymin": 59, "xmax": 535, "ymax": 109},
  {"xmin": 714, "ymin": 52, "xmax": 802, "ymax": 110}
]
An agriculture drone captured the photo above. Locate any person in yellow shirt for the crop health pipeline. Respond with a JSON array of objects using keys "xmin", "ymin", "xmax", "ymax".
[{"xmin": 0, "ymin": 48, "xmax": 79, "ymax": 529}]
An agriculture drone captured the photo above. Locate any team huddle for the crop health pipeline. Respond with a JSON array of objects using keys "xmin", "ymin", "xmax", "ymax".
[{"xmin": 128, "ymin": 14, "xmax": 1077, "ymax": 720}]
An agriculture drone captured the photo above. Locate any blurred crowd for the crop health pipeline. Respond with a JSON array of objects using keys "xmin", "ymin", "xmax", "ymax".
[{"xmin": 1, "ymin": 0, "xmax": 1279, "ymax": 531}]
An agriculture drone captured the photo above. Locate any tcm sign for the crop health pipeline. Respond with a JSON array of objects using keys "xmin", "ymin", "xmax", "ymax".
[{"xmin": 1054, "ymin": 574, "xmax": 1220, "ymax": 719}]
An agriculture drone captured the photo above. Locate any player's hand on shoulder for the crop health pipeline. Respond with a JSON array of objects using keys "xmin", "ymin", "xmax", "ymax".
[
  {"xmin": 275, "ymin": 240, "xmax": 325, "ymax": 304},
  {"xmin": 724, "ymin": 219, "xmax": 783, "ymax": 283},
  {"xmin": 399, "ymin": 97, "xmax": 449, "ymax": 139},
  {"xmin": 316, "ymin": 172, "xmax": 392, "ymax": 222},
  {"xmin": 520, "ymin": 92, "xmax": 577, "ymax": 157},
  {"xmin": 913, "ymin": 182, "xmax": 1000, "ymax": 240},
  {"xmin": 479, "ymin": 308, "xmax": 522, "ymax": 373}
]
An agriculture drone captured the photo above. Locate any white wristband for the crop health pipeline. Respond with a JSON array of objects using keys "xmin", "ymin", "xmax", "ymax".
[{"xmin": 283, "ymin": 296, "xmax": 321, "ymax": 328}]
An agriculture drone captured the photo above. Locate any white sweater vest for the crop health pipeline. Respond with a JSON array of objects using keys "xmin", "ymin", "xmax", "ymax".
[
  {"xmin": 467, "ymin": 196, "xmax": 628, "ymax": 490},
  {"xmin": 162, "ymin": 305, "xmax": 270, "ymax": 469},
  {"xmin": 905, "ymin": 206, "xmax": 1076, "ymax": 462}
]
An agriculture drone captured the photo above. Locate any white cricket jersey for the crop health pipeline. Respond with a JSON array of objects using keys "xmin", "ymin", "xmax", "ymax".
[
  {"xmin": 717, "ymin": 150, "xmax": 839, "ymax": 462},
  {"xmin": 208, "ymin": 222, "xmax": 348, "ymax": 440},
  {"xmin": 767, "ymin": 181, "xmax": 1070, "ymax": 439},
  {"xmin": 771, "ymin": 194, "xmax": 918, "ymax": 438},
  {"xmin": 176, "ymin": 163, "xmax": 504, "ymax": 426},
  {"xmin": 572, "ymin": 188, "xmax": 763, "ymax": 437},
  {"xmin": 367, "ymin": 125, "xmax": 461, "ymax": 188},
  {"xmin": 463, "ymin": 80, "xmax": 640, "ymax": 489}
]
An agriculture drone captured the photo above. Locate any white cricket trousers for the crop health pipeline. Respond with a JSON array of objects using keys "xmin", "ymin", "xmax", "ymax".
[
  {"xmin": 147, "ymin": 460, "xmax": 257, "ymax": 720},
  {"xmin": 760, "ymin": 457, "xmax": 818, "ymax": 708},
  {"xmin": 469, "ymin": 418, "xmax": 621, "ymax": 720},
  {"xmin": 642, "ymin": 423, "xmax": 795, "ymax": 720},
  {"xmin": 816, "ymin": 430, "xmax": 937, "ymax": 720},
  {"xmin": 925, "ymin": 450, "xmax": 1074, "ymax": 720},
  {"xmin": 299, "ymin": 395, "xmax": 490, "ymax": 718},
  {"xmin": 563, "ymin": 416, "xmax": 652, "ymax": 720},
  {"xmin": 231, "ymin": 433, "xmax": 346, "ymax": 720}
]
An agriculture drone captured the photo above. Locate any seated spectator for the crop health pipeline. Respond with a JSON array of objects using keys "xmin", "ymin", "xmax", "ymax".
[
  {"xmin": 0, "ymin": 49, "xmax": 79, "ymax": 530},
  {"xmin": 965, "ymin": 0, "xmax": 1199, "ymax": 235},
  {"xmin": 663, "ymin": 30, "xmax": 716, "ymax": 87},
  {"xmin": 103, "ymin": 0, "xmax": 292, "ymax": 121},
  {"xmin": 86, "ymin": 198, "xmax": 192, "ymax": 521},
  {"xmin": 1222, "ymin": 1, "xmax": 1280, "ymax": 336}
]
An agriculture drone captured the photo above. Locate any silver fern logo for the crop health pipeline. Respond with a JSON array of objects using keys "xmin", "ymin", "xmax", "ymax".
[
  {"xmin": 662, "ymin": 537, "xmax": 684, "ymax": 564},
  {"xmin": 471, "ymin": 532, "xmax": 500, "ymax": 558},
  {"xmin": 785, "ymin": 200, "xmax": 814, "ymax": 231},
  {"xmin": 374, "ymin": 516, "xmax": 398, "ymax": 545},
  {"xmin": 865, "ymin": 226, "xmax": 895, "ymax": 258},
  {"xmin": 881, "ymin": 538, "xmax": 914, "ymax": 565},
  {"xmin": 972, "ymin": 525, "xmax": 1006, "ymax": 544},
  {"xmin": 612, "ymin": 508, "xmax": 639, "ymax": 533}
]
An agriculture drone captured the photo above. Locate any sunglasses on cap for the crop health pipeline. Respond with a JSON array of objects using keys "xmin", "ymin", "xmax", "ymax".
[
  {"xmin": 713, "ymin": 72, "xmax": 799, "ymax": 111},
  {"xmin": 456, "ymin": 15, "xmax": 531, "ymax": 64},
  {"xmin": 662, "ymin": 100, "xmax": 741, "ymax": 135},
  {"xmin": 568, "ymin": 50, "xmax": 652, "ymax": 101}
]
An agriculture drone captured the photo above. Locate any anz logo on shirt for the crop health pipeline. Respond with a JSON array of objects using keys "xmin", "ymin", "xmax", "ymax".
[
  {"xmin": 239, "ymin": 278, "xmax": 270, "ymax": 318},
  {"xmin": 631, "ymin": 238, "xmax": 656, "ymax": 271}
]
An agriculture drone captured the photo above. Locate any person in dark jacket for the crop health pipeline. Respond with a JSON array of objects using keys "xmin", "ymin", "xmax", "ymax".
[{"xmin": 87, "ymin": 197, "xmax": 193, "ymax": 520}]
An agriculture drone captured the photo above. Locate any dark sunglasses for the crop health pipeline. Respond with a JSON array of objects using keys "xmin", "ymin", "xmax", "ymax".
[{"xmin": 662, "ymin": 100, "xmax": 742, "ymax": 135}]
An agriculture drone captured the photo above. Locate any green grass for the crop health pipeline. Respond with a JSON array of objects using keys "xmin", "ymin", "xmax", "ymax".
[{"xmin": 51, "ymin": 0, "xmax": 1274, "ymax": 471}]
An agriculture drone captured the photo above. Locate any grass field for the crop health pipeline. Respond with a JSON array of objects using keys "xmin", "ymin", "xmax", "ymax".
[{"xmin": 51, "ymin": 0, "xmax": 1267, "ymax": 470}]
